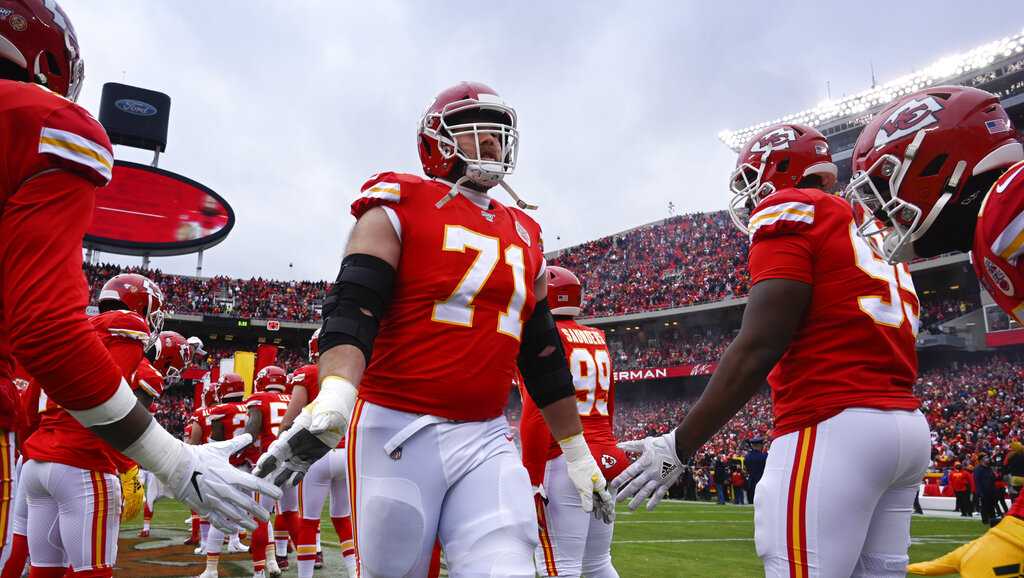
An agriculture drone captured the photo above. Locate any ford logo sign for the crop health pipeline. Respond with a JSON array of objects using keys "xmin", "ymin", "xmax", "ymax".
[{"xmin": 115, "ymin": 98, "xmax": 158, "ymax": 117}]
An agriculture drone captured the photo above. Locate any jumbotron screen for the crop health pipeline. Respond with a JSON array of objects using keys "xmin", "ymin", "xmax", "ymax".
[{"xmin": 85, "ymin": 161, "xmax": 234, "ymax": 256}]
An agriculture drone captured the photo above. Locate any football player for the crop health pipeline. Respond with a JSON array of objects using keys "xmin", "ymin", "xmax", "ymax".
[
  {"xmin": 199, "ymin": 373, "xmax": 261, "ymax": 577},
  {"xmin": 0, "ymin": 0, "xmax": 277, "ymax": 536},
  {"xmin": 257, "ymin": 82, "xmax": 612, "ymax": 577},
  {"xmin": 245, "ymin": 365, "xmax": 295, "ymax": 574},
  {"xmin": 19, "ymin": 274, "xmax": 163, "ymax": 576},
  {"xmin": 834, "ymin": 85, "xmax": 1024, "ymax": 576},
  {"xmin": 519, "ymin": 266, "xmax": 627, "ymax": 578},
  {"xmin": 612, "ymin": 124, "xmax": 931, "ymax": 577},
  {"xmin": 279, "ymin": 336, "xmax": 357, "ymax": 578}
]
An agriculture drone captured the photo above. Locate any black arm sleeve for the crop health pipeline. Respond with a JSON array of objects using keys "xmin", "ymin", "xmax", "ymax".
[
  {"xmin": 318, "ymin": 253, "xmax": 396, "ymax": 365},
  {"xmin": 517, "ymin": 301, "xmax": 576, "ymax": 408}
]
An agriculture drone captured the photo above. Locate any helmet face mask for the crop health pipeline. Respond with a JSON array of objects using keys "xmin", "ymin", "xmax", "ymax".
[
  {"xmin": 421, "ymin": 97, "xmax": 518, "ymax": 189},
  {"xmin": 847, "ymin": 86, "xmax": 1024, "ymax": 263},
  {"xmin": 728, "ymin": 159, "xmax": 776, "ymax": 233},
  {"xmin": 845, "ymin": 152, "xmax": 924, "ymax": 263}
]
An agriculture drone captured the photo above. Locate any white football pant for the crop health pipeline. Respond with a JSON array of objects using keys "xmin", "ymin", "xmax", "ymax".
[
  {"xmin": 21, "ymin": 459, "xmax": 121, "ymax": 573},
  {"xmin": 533, "ymin": 454, "xmax": 618, "ymax": 578},
  {"xmin": 754, "ymin": 408, "xmax": 929, "ymax": 577},
  {"xmin": 348, "ymin": 400, "xmax": 538, "ymax": 578}
]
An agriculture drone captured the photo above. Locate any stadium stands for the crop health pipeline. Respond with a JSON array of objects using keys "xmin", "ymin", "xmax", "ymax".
[
  {"xmin": 549, "ymin": 211, "xmax": 750, "ymax": 317},
  {"xmin": 84, "ymin": 262, "xmax": 328, "ymax": 322}
]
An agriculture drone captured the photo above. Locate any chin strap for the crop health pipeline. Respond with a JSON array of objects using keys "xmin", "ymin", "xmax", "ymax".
[
  {"xmin": 434, "ymin": 176, "xmax": 467, "ymax": 209},
  {"xmin": 434, "ymin": 176, "xmax": 538, "ymax": 210},
  {"xmin": 499, "ymin": 180, "xmax": 538, "ymax": 210}
]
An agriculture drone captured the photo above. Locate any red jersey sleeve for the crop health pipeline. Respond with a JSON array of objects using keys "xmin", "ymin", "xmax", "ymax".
[
  {"xmin": 351, "ymin": 172, "xmax": 413, "ymax": 220},
  {"xmin": 3, "ymin": 171, "xmax": 124, "ymax": 411},
  {"xmin": 131, "ymin": 358, "xmax": 165, "ymax": 399},
  {"xmin": 288, "ymin": 365, "xmax": 319, "ymax": 400},
  {"xmin": 748, "ymin": 189, "xmax": 816, "ymax": 285},
  {"xmin": 4, "ymin": 89, "xmax": 112, "ymax": 190},
  {"xmin": 33, "ymin": 103, "xmax": 113, "ymax": 186},
  {"xmin": 94, "ymin": 311, "xmax": 149, "ymax": 379}
]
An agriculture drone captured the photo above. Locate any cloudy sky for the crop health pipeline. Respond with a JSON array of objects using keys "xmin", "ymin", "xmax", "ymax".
[{"xmin": 64, "ymin": 0, "xmax": 1021, "ymax": 281}]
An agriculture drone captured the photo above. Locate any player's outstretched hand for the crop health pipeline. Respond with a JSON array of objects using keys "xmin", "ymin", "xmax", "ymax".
[
  {"xmin": 162, "ymin": 433, "xmax": 282, "ymax": 533},
  {"xmin": 906, "ymin": 515, "xmax": 1024, "ymax": 576},
  {"xmin": 611, "ymin": 432, "xmax": 683, "ymax": 512},
  {"xmin": 558, "ymin": 433, "xmax": 615, "ymax": 524},
  {"xmin": 254, "ymin": 410, "xmax": 334, "ymax": 486},
  {"xmin": 255, "ymin": 376, "xmax": 356, "ymax": 487}
]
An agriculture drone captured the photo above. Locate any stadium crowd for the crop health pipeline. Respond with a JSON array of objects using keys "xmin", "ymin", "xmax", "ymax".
[
  {"xmin": 918, "ymin": 354, "xmax": 1024, "ymax": 469},
  {"xmin": 84, "ymin": 262, "xmax": 328, "ymax": 322},
  {"xmin": 549, "ymin": 211, "xmax": 750, "ymax": 317},
  {"xmin": 610, "ymin": 326, "xmax": 738, "ymax": 370},
  {"xmin": 919, "ymin": 296, "xmax": 977, "ymax": 334}
]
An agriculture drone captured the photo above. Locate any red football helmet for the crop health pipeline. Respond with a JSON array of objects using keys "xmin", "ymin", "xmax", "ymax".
[
  {"xmin": 153, "ymin": 331, "xmax": 191, "ymax": 382},
  {"xmin": 419, "ymin": 82, "xmax": 518, "ymax": 188},
  {"xmin": 201, "ymin": 381, "xmax": 219, "ymax": 408},
  {"xmin": 308, "ymin": 328, "xmax": 320, "ymax": 363},
  {"xmin": 729, "ymin": 124, "xmax": 837, "ymax": 234},
  {"xmin": 846, "ymin": 86, "xmax": 1023, "ymax": 263},
  {"xmin": 547, "ymin": 266, "xmax": 582, "ymax": 317},
  {"xmin": 0, "ymin": 0, "xmax": 83, "ymax": 100},
  {"xmin": 218, "ymin": 372, "xmax": 245, "ymax": 401},
  {"xmin": 98, "ymin": 273, "xmax": 165, "ymax": 338},
  {"xmin": 254, "ymin": 365, "xmax": 287, "ymax": 393}
]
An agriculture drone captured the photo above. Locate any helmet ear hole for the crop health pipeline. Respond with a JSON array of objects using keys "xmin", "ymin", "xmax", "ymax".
[
  {"xmin": 797, "ymin": 174, "xmax": 823, "ymax": 189},
  {"xmin": 919, "ymin": 154, "xmax": 948, "ymax": 177},
  {"xmin": 776, "ymin": 159, "xmax": 790, "ymax": 173},
  {"xmin": 44, "ymin": 51, "xmax": 62, "ymax": 76}
]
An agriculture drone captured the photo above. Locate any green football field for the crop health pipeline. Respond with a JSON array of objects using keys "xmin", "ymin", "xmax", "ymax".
[{"xmin": 117, "ymin": 499, "xmax": 987, "ymax": 577}]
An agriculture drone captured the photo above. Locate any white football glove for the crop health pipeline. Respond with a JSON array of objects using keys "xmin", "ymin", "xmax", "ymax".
[
  {"xmin": 123, "ymin": 425, "xmax": 281, "ymax": 534},
  {"xmin": 611, "ymin": 431, "xmax": 683, "ymax": 511},
  {"xmin": 559, "ymin": 433, "xmax": 615, "ymax": 524},
  {"xmin": 255, "ymin": 376, "xmax": 356, "ymax": 487}
]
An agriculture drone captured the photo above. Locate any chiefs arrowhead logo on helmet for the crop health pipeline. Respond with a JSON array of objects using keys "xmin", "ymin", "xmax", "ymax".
[
  {"xmin": 874, "ymin": 96, "xmax": 944, "ymax": 148},
  {"xmin": 750, "ymin": 126, "xmax": 797, "ymax": 154}
]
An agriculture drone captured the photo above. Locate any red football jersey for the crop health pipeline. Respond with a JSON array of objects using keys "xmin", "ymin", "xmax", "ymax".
[
  {"xmin": 0, "ymin": 80, "xmax": 120, "ymax": 415},
  {"xmin": 289, "ymin": 364, "xmax": 319, "ymax": 398},
  {"xmin": 351, "ymin": 172, "xmax": 546, "ymax": 420},
  {"xmin": 747, "ymin": 188, "xmax": 920, "ymax": 437},
  {"xmin": 22, "ymin": 311, "xmax": 148, "ymax": 474},
  {"xmin": 245, "ymin": 391, "xmax": 291, "ymax": 450},
  {"xmin": 288, "ymin": 364, "xmax": 345, "ymax": 448},
  {"xmin": 131, "ymin": 357, "xmax": 165, "ymax": 400},
  {"xmin": 974, "ymin": 160, "xmax": 1024, "ymax": 322},
  {"xmin": 519, "ymin": 319, "xmax": 621, "ymax": 485},
  {"xmin": 209, "ymin": 402, "xmax": 251, "ymax": 466},
  {"xmin": 189, "ymin": 406, "xmax": 217, "ymax": 443}
]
